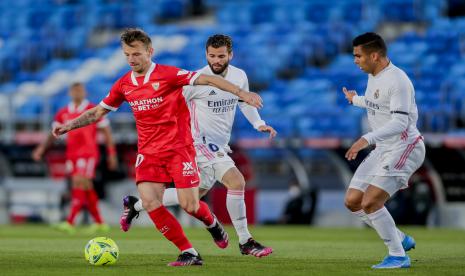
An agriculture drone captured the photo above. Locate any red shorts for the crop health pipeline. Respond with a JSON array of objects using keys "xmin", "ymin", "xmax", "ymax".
[
  {"xmin": 66, "ymin": 156, "xmax": 98, "ymax": 179},
  {"xmin": 135, "ymin": 145, "xmax": 200, "ymax": 189}
]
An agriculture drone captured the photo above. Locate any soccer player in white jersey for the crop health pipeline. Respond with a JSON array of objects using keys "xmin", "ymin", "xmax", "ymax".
[
  {"xmin": 342, "ymin": 32, "xmax": 425, "ymax": 269},
  {"xmin": 121, "ymin": 34, "xmax": 276, "ymax": 257}
]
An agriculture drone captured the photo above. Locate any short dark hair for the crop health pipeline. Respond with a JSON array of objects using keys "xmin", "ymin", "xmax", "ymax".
[
  {"xmin": 352, "ymin": 32, "xmax": 387, "ymax": 56},
  {"xmin": 121, "ymin": 28, "xmax": 152, "ymax": 49},
  {"xmin": 206, "ymin": 34, "xmax": 233, "ymax": 53},
  {"xmin": 70, "ymin": 82, "xmax": 83, "ymax": 88}
]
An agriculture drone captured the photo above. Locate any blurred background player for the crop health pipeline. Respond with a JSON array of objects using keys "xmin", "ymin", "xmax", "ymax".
[
  {"xmin": 121, "ymin": 34, "xmax": 276, "ymax": 258},
  {"xmin": 32, "ymin": 82, "xmax": 117, "ymax": 233},
  {"xmin": 342, "ymin": 32, "xmax": 425, "ymax": 269},
  {"xmin": 52, "ymin": 28, "xmax": 263, "ymax": 266}
]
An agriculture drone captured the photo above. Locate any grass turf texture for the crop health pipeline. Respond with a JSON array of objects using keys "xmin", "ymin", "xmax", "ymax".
[{"xmin": 0, "ymin": 225, "xmax": 464, "ymax": 275}]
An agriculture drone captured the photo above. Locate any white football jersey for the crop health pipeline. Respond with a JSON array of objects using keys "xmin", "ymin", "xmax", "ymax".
[
  {"xmin": 183, "ymin": 65, "xmax": 265, "ymax": 163},
  {"xmin": 352, "ymin": 62, "xmax": 421, "ymax": 149}
]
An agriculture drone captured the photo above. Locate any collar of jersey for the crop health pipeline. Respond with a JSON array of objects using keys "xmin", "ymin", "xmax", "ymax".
[
  {"xmin": 373, "ymin": 60, "xmax": 393, "ymax": 78},
  {"xmin": 68, "ymin": 99, "xmax": 89, "ymax": 113},
  {"xmin": 131, "ymin": 62, "xmax": 156, "ymax": 86}
]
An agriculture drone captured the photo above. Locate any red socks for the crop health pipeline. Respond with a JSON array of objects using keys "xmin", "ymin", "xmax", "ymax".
[
  {"xmin": 188, "ymin": 201, "xmax": 215, "ymax": 227},
  {"xmin": 66, "ymin": 188, "xmax": 86, "ymax": 225},
  {"xmin": 148, "ymin": 206, "xmax": 192, "ymax": 251},
  {"xmin": 86, "ymin": 189, "xmax": 103, "ymax": 224}
]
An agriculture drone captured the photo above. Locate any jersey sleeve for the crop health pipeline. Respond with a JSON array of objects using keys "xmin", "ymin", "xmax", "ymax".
[
  {"xmin": 100, "ymin": 80, "xmax": 125, "ymax": 111},
  {"xmin": 362, "ymin": 81, "xmax": 411, "ymax": 145},
  {"xmin": 52, "ymin": 110, "xmax": 65, "ymax": 128},
  {"xmin": 237, "ymin": 71, "xmax": 265, "ymax": 129},
  {"xmin": 389, "ymin": 80, "xmax": 411, "ymax": 115},
  {"xmin": 352, "ymin": 95, "xmax": 366, "ymax": 108},
  {"xmin": 170, "ymin": 68, "xmax": 201, "ymax": 88},
  {"xmin": 241, "ymin": 70, "xmax": 249, "ymax": 91}
]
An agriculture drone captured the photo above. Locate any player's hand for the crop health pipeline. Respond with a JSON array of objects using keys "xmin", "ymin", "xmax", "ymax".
[
  {"xmin": 342, "ymin": 87, "xmax": 357, "ymax": 104},
  {"xmin": 258, "ymin": 125, "xmax": 277, "ymax": 139},
  {"xmin": 239, "ymin": 91, "xmax": 263, "ymax": 109},
  {"xmin": 52, "ymin": 124, "xmax": 70, "ymax": 138},
  {"xmin": 31, "ymin": 147, "xmax": 44, "ymax": 162},
  {"xmin": 345, "ymin": 137, "xmax": 369, "ymax": 161},
  {"xmin": 107, "ymin": 155, "xmax": 118, "ymax": 171}
]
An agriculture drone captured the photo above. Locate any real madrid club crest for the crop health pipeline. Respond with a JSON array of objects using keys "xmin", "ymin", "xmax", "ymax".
[
  {"xmin": 374, "ymin": 89, "xmax": 379, "ymax": 99},
  {"xmin": 152, "ymin": 82, "xmax": 160, "ymax": 90}
]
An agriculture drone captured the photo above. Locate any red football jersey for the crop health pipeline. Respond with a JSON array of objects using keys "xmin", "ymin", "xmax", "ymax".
[
  {"xmin": 54, "ymin": 100, "xmax": 109, "ymax": 159},
  {"xmin": 100, "ymin": 63, "xmax": 200, "ymax": 155}
]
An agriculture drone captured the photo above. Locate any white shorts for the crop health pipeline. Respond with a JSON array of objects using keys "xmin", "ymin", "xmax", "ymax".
[
  {"xmin": 349, "ymin": 136, "xmax": 425, "ymax": 196},
  {"xmin": 194, "ymin": 142, "xmax": 236, "ymax": 190},
  {"xmin": 199, "ymin": 160, "xmax": 236, "ymax": 190}
]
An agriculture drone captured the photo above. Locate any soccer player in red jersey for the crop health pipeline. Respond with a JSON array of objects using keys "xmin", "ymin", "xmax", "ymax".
[
  {"xmin": 52, "ymin": 28, "xmax": 263, "ymax": 266},
  {"xmin": 32, "ymin": 82, "xmax": 118, "ymax": 234}
]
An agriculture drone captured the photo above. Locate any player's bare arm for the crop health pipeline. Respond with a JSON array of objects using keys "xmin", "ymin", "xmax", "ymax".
[
  {"xmin": 52, "ymin": 105, "xmax": 110, "ymax": 137},
  {"xmin": 258, "ymin": 125, "xmax": 277, "ymax": 139},
  {"xmin": 342, "ymin": 87, "xmax": 357, "ymax": 104},
  {"xmin": 194, "ymin": 74, "xmax": 263, "ymax": 108},
  {"xmin": 31, "ymin": 133, "xmax": 56, "ymax": 161}
]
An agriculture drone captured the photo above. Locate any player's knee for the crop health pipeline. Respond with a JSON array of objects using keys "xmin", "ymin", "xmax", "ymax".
[
  {"xmin": 361, "ymin": 198, "xmax": 382, "ymax": 213},
  {"xmin": 344, "ymin": 196, "xmax": 361, "ymax": 211},
  {"xmin": 228, "ymin": 181, "xmax": 245, "ymax": 191},
  {"xmin": 179, "ymin": 200, "xmax": 199, "ymax": 214},
  {"xmin": 224, "ymin": 175, "xmax": 246, "ymax": 190}
]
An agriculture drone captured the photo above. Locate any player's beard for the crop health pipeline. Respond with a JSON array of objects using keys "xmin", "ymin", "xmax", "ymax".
[{"xmin": 208, "ymin": 61, "xmax": 229, "ymax": 75}]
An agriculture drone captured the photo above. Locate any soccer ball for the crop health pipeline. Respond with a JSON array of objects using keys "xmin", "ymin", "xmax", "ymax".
[{"xmin": 84, "ymin": 237, "xmax": 119, "ymax": 265}]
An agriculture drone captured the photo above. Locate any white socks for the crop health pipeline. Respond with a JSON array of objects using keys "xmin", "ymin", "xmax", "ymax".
[
  {"xmin": 163, "ymin": 188, "xmax": 179, "ymax": 207},
  {"xmin": 367, "ymin": 207, "xmax": 405, "ymax": 257},
  {"xmin": 226, "ymin": 190, "xmax": 252, "ymax": 244},
  {"xmin": 182, "ymin": 248, "xmax": 199, "ymax": 256},
  {"xmin": 134, "ymin": 199, "xmax": 144, "ymax": 212},
  {"xmin": 351, "ymin": 209, "xmax": 406, "ymax": 241},
  {"xmin": 133, "ymin": 188, "xmax": 179, "ymax": 212}
]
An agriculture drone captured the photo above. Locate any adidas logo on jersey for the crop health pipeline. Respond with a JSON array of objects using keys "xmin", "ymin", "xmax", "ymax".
[{"xmin": 209, "ymin": 90, "xmax": 217, "ymax": 96}]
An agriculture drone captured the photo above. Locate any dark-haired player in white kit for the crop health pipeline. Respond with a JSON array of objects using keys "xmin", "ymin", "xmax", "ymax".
[
  {"xmin": 343, "ymin": 32, "xmax": 425, "ymax": 269},
  {"xmin": 121, "ymin": 34, "xmax": 276, "ymax": 258}
]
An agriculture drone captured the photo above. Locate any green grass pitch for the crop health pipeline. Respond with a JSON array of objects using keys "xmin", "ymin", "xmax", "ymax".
[{"xmin": 0, "ymin": 225, "xmax": 464, "ymax": 275}]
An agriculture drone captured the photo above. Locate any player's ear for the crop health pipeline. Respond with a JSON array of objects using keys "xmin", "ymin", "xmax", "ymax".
[
  {"xmin": 148, "ymin": 46, "xmax": 154, "ymax": 57},
  {"xmin": 229, "ymin": 51, "xmax": 234, "ymax": 61},
  {"xmin": 371, "ymin": 51, "xmax": 380, "ymax": 62}
]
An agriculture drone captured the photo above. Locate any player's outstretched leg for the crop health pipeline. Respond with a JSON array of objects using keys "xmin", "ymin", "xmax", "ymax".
[
  {"xmin": 120, "ymin": 195, "xmax": 140, "ymax": 232},
  {"xmin": 185, "ymin": 199, "xmax": 229, "ymax": 249},
  {"xmin": 226, "ymin": 189, "xmax": 272, "ymax": 257}
]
